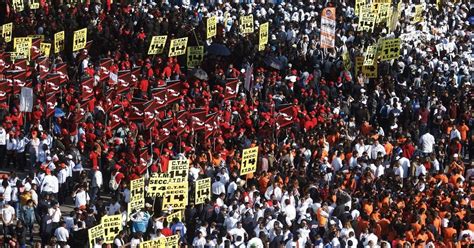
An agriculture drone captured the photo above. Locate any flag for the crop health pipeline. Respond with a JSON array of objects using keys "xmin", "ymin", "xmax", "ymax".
[
  {"xmin": 44, "ymin": 74, "xmax": 60, "ymax": 92},
  {"xmin": 37, "ymin": 57, "xmax": 50, "ymax": 80},
  {"xmin": 81, "ymin": 77, "xmax": 94, "ymax": 101},
  {"xmin": 116, "ymin": 70, "xmax": 131, "ymax": 94},
  {"xmin": 131, "ymin": 67, "xmax": 141, "ymax": 87},
  {"xmin": 30, "ymin": 38, "xmax": 41, "ymax": 61},
  {"xmin": 109, "ymin": 106, "xmax": 124, "ymax": 130},
  {"xmin": 55, "ymin": 63, "xmax": 68, "ymax": 84},
  {"xmin": 12, "ymin": 59, "xmax": 27, "ymax": 71},
  {"xmin": 0, "ymin": 80, "xmax": 10, "ymax": 102},
  {"xmin": 143, "ymin": 102, "xmax": 157, "ymax": 129},
  {"xmin": 190, "ymin": 109, "xmax": 207, "ymax": 131},
  {"xmin": 5, "ymin": 70, "xmax": 27, "ymax": 94},
  {"xmin": 165, "ymin": 80, "xmax": 182, "ymax": 104},
  {"xmin": 45, "ymin": 93, "xmax": 56, "ymax": 118},
  {"xmin": 224, "ymin": 79, "xmax": 240, "ymax": 100},
  {"xmin": 175, "ymin": 111, "xmax": 188, "ymax": 136},
  {"xmin": 0, "ymin": 52, "xmax": 9, "ymax": 73},
  {"xmin": 128, "ymin": 98, "xmax": 146, "ymax": 121},
  {"xmin": 320, "ymin": 7, "xmax": 336, "ymax": 48},
  {"xmin": 151, "ymin": 88, "xmax": 168, "ymax": 110},
  {"xmin": 275, "ymin": 105, "xmax": 294, "ymax": 129},
  {"xmin": 158, "ymin": 119, "xmax": 173, "ymax": 144},
  {"xmin": 204, "ymin": 113, "xmax": 219, "ymax": 140},
  {"xmin": 99, "ymin": 58, "xmax": 113, "ymax": 82}
]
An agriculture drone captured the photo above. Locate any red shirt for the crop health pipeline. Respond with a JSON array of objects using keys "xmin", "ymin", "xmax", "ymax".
[{"xmin": 89, "ymin": 151, "xmax": 99, "ymax": 168}]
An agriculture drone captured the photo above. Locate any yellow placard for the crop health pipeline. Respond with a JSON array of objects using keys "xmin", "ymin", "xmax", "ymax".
[
  {"xmin": 148, "ymin": 173, "xmax": 170, "ymax": 197},
  {"xmin": 163, "ymin": 235, "xmax": 180, "ymax": 248},
  {"xmin": 206, "ymin": 16, "xmax": 217, "ymax": 39},
  {"xmin": 377, "ymin": 3, "xmax": 391, "ymax": 23},
  {"xmin": 358, "ymin": 6, "xmax": 376, "ymax": 32},
  {"xmin": 258, "ymin": 22, "xmax": 269, "ymax": 51},
  {"xmin": 436, "ymin": 0, "xmax": 441, "ymax": 11},
  {"xmin": 168, "ymin": 37, "xmax": 188, "ymax": 57},
  {"xmin": 195, "ymin": 178, "xmax": 211, "ymax": 205},
  {"xmin": 88, "ymin": 224, "xmax": 104, "ymax": 248},
  {"xmin": 128, "ymin": 177, "xmax": 145, "ymax": 217},
  {"xmin": 168, "ymin": 160, "xmax": 189, "ymax": 184},
  {"xmin": 362, "ymin": 63, "xmax": 378, "ymax": 79},
  {"xmin": 378, "ymin": 38, "xmax": 401, "ymax": 61},
  {"xmin": 101, "ymin": 214, "xmax": 122, "ymax": 244},
  {"xmin": 148, "ymin": 35, "xmax": 167, "ymax": 55},
  {"xmin": 140, "ymin": 239, "xmax": 164, "ymax": 248},
  {"xmin": 240, "ymin": 15, "xmax": 254, "ymax": 34},
  {"xmin": 166, "ymin": 211, "xmax": 183, "ymax": 224},
  {"xmin": 14, "ymin": 37, "xmax": 32, "ymax": 60},
  {"xmin": 342, "ymin": 50, "xmax": 351, "ymax": 71},
  {"xmin": 355, "ymin": 56, "xmax": 364, "ymax": 76},
  {"xmin": 29, "ymin": 0, "xmax": 40, "ymax": 9},
  {"xmin": 186, "ymin": 46, "xmax": 204, "ymax": 68},
  {"xmin": 73, "ymin": 28, "xmax": 87, "ymax": 52},
  {"xmin": 363, "ymin": 45, "xmax": 377, "ymax": 66},
  {"xmin": 54, "ymin": 31, "xmax": 65, "ymax": 54},
  {"xmin": 355, "ymin": 0, "xmax": 365, "ymax": 16},
  {"xmin": 28, "ymin": 34, "xmax": 44, "ymax": 41},
  {"xmin": 240, "ymin": 147, "xmax": 258, "ymax": 175},
  {"xmin": 40, "ymin": 43, "xmax": 51, "ymax": 57},
  {"xmin": 413, "ymin": 5, "xmax": 424, "ymax": 24},
  {"xmin": 162, "ymin": 182, "xmax": 188, "ymax": 210},
  {"xmin": 12, "ymin": 0, "xmax": 24, "ymax": 12},
  {"xmin": 2, "ymin": 23, "xmax": 13, "ymax": 43}
]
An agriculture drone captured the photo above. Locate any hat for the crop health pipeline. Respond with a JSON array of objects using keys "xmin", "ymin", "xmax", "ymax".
[
  {"xmin": 67, "ymin": 154, "xmax": 73, "ymax": 159},
  {"xmin": 453, "ymin": 153, "xmax": 459, "ymax": 158}
]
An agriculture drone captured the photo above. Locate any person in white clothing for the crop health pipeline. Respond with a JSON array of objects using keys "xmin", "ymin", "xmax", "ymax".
[
  {"xmin": 72, "ymin": 185, "xmax": 90, "ymax": 208},
  {"xmin": 419, "ymin": 131, "xmax": 435, "ymax": 154},
  {"xmin": 90, "ymin": 166, "xmax": 103, "ymax": 202},
  {"xmin": 211, "ymin": 176, "xmax": 226, "ymax": 197},
  {"xmin": 0, "ymin": 125, "xmax": 6, "ymax": 168},
  {"xmin": 54, "ymin": 221, "xmax": 69, "ymax": 244},
  {"xmin": 40, "ymin": 169, "xmax": 59, "ymax": 196}
]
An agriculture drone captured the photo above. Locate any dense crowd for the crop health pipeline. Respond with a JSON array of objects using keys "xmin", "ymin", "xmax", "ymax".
[{"xmin": 0, "ymin": 0, "xmax": 472, "ymax": 248}]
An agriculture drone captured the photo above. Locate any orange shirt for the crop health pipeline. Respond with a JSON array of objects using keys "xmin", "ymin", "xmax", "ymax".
[{"xmin": 458, "ymin": 124, "xmax": 469, "ymax": 141}]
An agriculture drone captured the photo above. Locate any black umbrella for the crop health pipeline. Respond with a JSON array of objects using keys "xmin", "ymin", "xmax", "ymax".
[
  {"xmin": 190, "ymin": 68, "xmax": 209, "ymax": 80},
  {"xmin": 263, "ymin": 57, "xmax": 285, "ymax": 70},
  {"xmin": 207, "ymin": 43, "xmax": 231, "ymax": 56}
]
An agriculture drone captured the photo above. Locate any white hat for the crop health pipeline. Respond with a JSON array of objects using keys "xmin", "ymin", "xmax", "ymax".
[
  {"xmin": 67, "ymin": 154, "xmax": 73, "ymax": 159},
  {"xmin": 453, "ymin": 153, "xmax": 459, "ymax": 158},
  {"xmin": 46, "ymin": 156, "xmax": 52, "ymax": 161}
]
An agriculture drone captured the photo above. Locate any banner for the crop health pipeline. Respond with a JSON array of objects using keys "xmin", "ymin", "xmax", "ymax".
[
  {"xmin": 413, "ymin": 5, "xmax": 424, "ymax": 23},
  {"xmin": 168, "ymin": 160, "xmax": 189, "ymax": 184},
  {"xmin": 206, "ymin": 16, "xmax": 217, "ymax": 39},
  {"xmin": 40, "ymin": 43, "xmax": 51, "ymax": 57},
  {"xmin": 162, "ymin": 182, "xmax": 188, "ymax": 210},
  {"xmin": 88, "ymin": 224, "xmax": 104, "ymax": 248},
  {"xmin": 239, "ymin": 15, "xmax": 254, "ymax": 34},
  {"xmin": 166, "ymin": 211, "xmax": 183, "ymax": 224},
  {"xmin": 358, "ymin": 6, "xmax": 376, "ymax": 32},
  {"xmin": 168, "ymin": 37, "xmax": 188, "ymax": 57},
  {"xmin": 12, "ymin": 0, "xmax": 24, "ymax": 12},
  {"xmin": 148, "ymin": 173, "xmax": 170, "ymax": 197},
  {"xmin": 148, "ymin": 35, "xmax": 167, "ymax": 55},
  {"xmin": 14, "ymin": 37, "xmax": 32, "ymax": 60},
  {"xmin": 320, "ymin": 8, "xmax": 336, "ymax": 48},
  {"xmin": 101, "ymin": 214, "xmax": 122, "ymax": 244},
  {"xmin": 362, "ymin": 64, "xmax": 378, "ymax": 79},
  {"xmin": 240, "ymin": 147, "xmax": 258, "ymax": 175},
  {"xmin": 195, "ymin": 178, "xmax": 211, "ymax": 204},
  {"xmin": 2, "ymin": 23, "xmax": 13, "ymax": 43},
  {"xmin": 54, "ymin": 31, "xmax": 65, "ymax": 54},
  {"xmin": 258, "ymin": 22, "xmax": 269, "ymax": 51},
  {"xmin": 73, "ymin": 28, "xmax": 87, "ymax": 52},
  {"xmin": 128, "ymin": 177, "xmax": 145, "ymax": 217},
  {"xmin": 19, "ymin": 87, "xmax": 33, "ymax": 112},
  {"xmin": 187, "ymin": 46, "xmax": 204, "ymax": 68},
  {"xmin": 29, "ymin": 0, "xmax": 40, "ymax": 9},
  {"xmin": 379, "ymin": 38, "xmax": 401, "ymax": 61},
  {"xmin": 363, "ymin": 45, "xmax": 377, "ymax": 66}
]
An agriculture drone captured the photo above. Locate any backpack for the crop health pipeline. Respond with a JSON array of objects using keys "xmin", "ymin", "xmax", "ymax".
[
  {"xmin": 109, "ymin": 173, "xmax": 119, "ymax": 190},
  {"xmin": 19, "ymin": 191, "xmax": 32, "ymax": 206}
]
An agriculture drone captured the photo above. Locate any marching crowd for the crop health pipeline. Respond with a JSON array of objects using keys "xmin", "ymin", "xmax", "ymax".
[{"xmin": 0, "ymin": 0, "xmax": 473, "ymax": 248}]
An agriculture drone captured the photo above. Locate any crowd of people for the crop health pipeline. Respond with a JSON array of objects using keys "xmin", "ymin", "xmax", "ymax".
[{"xmin": 0, "ymin": 0, "xmax": 472, "ymax": 247}]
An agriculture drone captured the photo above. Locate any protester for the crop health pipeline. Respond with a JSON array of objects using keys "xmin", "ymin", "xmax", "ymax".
[{"xmin": 0, "ymin": 0, "xmax": 472, "ymax": 248}]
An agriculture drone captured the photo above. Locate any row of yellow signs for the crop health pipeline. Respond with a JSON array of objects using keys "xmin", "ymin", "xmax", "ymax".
[{"xmin": 357, "ymin": 1, "xmax": 405, "ymax": 33}]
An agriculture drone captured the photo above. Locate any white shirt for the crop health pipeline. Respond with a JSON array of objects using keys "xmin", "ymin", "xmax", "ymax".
[
  {"xmin": 211, "ymin": 181, "xmax": 226, "ymax": 195},
  {"xmin": 415, "ymin": 164, "xmax": 427, "ymax": 177},
  {"xmin": 192, "ymin": 237, "xmax": 206, "ymax": 248},
  {"xmin": 370, "ymin": 143, "xmax": 386, "ymax": 159},
  {"xmin": 0, "ymin": 128, "xmax": 6, "ymax": 145},
  {"xmin": 57, "ymin": 168, "xmax": 68, "ymax": 184},
  {"xmin": 91, "ymin": 170, "xmax": 103, "ymax": 188},
  {"xmin": 1, "ymin": 205, "xmax": 15, "ymax": 224},
  {"xmin": 16, "ymin": 137, "xmax": 29, "ymax": 153},
  {"xmin": 398, "ymin": 157, "xmax": 410, "ymax": 179},
  {"xmin": 450, "ymin": 129, "xmax": 461, "ymax": 141},
  {"xmin": 41, "ymin": 175, "xmax": 59, "ymax": 194},
  {"xmin": 419, "ymin": 133, "xmax": 435, "ymax": 153},
  {"xmin": 107, "ymin": 202, "xmax": 121, "ymax": 215},
  {"xmin": 73, "ymin": 190, "xmax": 89, "ymax": 208},
  {"xmin": 1, "ymin": 185, "xmax": 12, "ymax": 202},
  {"xmin": 6, "ymin": 136, "xmax": 17, "ymax": 151},
  {"xmin": 331, "ymin": 157, "xmax": 343, "ymax": 172},
  {"xmin": 48, "ymin": 207, "xmax": 62, "ymax": 223},
  {"xmin": 229, "ymin": 227, "xmax": 247, "ymax": 246},
  {"xmin": 54, "ymin": 226, "xmax": 69, "ymax": 242}
]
